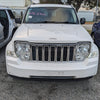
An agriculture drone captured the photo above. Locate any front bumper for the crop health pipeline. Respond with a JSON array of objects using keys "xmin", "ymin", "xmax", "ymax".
[{"xmin": 6, "ymin": 56, "xmax": 99, "ymax": 79}]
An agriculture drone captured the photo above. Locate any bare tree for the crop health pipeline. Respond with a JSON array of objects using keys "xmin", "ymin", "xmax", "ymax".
[{"xmin": 30, "ymin": 0, "xmax": 99, "ymax": 11}]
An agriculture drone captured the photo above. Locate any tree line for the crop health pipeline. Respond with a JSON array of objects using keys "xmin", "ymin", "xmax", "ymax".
[{"xmin": 40, "ymin": 0, "xmax": 99, "ymax": 11}]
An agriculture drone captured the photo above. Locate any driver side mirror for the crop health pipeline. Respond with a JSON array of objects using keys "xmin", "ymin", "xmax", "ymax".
[
  {"xmin": 80, "ymin": 18, "xmax": 86, "ymax": 24},
  {"xmin": 15, "ymin": 18, "xmax": 22, "ymax": 24}
]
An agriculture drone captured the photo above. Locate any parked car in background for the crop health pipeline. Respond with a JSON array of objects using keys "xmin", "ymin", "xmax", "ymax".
[
  {"xmin": 91, "ymin": 22, "xmax": 100, "ymax": 47},
  {"xmin": 0, "ymin": 6, "xmax": 18, "ymax": 48},
  {"xmin": 12, "ymin": 8, "xmax": 26, "ymax": 19},
  {"xmin": 0, "ymin": 23, "xmax": 4, "ymax": 42},
  {"xmin": 6, "ymin": 4, "xmax": 99, "ymax": 79}
]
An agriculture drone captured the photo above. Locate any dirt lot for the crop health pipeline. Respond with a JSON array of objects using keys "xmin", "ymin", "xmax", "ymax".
[{"xmin": 0, "ymin": 47, "xmax": 100, "ymax": 100}]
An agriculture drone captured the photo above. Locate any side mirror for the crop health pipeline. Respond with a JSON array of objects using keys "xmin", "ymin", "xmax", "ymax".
[
  {"xmin": 15, "ymin": 18, "xmax": 22, "ymax": 24},
  {"xmin": 80, "ymin": 18, "xmax": 86, "ymax": 24}
]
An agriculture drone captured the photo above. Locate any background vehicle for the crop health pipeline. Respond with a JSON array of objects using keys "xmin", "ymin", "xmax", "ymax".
[
  {"xmin": 77, "ymin": 11, "xmax": 95, "ymax": 22},
  {"xmin": 6, "ymin": 4, "xmax": 99, "ymax": 79},
  {"xmin": 91, "ymin": 22, "xmax": 100, "ymax": 48},
  {"xmin": 0, "ymin": 6, "xmax": 18, "ymax": 48},
  {"xmin": 0, "ymin": 23, "xmax": 4, "ymax": 42}
]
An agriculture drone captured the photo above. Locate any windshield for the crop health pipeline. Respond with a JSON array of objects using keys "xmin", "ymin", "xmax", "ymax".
[{"xmin": 24, "ymin": 7, "xmax": 79, "ymax": 24}]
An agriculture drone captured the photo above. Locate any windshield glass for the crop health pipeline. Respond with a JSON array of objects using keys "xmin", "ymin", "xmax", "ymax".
[{"xmin": 24, "ymin": 7, "xmax": 79, "ymax": 24}]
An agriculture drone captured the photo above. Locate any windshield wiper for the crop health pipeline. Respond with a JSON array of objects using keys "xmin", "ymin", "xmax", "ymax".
[
  {"xmin": 39, "ymin": 21, "xmax": 77, "ymax": 24},
  {"xmin": 26, "ymin": 21, "xmax": 77, "ymax": 24},
  {"xmin": 35, "ymin": 21, "xmax": 60, "ymax": 23}
]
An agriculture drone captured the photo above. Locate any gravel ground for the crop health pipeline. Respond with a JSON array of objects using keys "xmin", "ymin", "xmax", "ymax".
[{"xmin": 0, "ymin": 47, "xmax": 100, "ymax": 100}]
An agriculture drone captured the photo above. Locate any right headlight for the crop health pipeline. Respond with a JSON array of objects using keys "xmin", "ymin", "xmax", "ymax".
[
  {"xmin": 15, "ymin": 41, "xmax": 31, "ymax": 61},
  {"xmin": 75, "ymin": 42, "xmax": 91, "ymax": 61}
]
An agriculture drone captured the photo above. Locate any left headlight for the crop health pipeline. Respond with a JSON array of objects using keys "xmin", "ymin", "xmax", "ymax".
[
  {"xmin": 75, "ymin": 42, "xmax": 91, "ymax": 61},
  {"xmin": 15, "ymin": 41, "xmax": 31, "ymax": 61}
]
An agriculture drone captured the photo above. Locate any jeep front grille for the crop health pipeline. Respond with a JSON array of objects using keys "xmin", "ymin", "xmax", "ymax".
[{"xmin": 31, "ymin": 43, "xmax": 76, "ymax": 62}]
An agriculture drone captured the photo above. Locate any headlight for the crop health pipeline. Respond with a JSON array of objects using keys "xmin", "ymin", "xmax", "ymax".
[
  {"xmin": 15, "ymin": 41, "xmax": 31, "ymax": 61},
  {"xmin": 75, "ymin": 42, "xmax": 91, "ymax": 61}
]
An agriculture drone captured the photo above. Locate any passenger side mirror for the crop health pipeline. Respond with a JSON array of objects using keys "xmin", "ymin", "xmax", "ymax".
[
  {"xmin": 15, "ymin": 18, "xmax": 22, "ymax": 24},
  {"xmin": 80, "ymin": 18, "xmax": 86, "ymax": 24}
]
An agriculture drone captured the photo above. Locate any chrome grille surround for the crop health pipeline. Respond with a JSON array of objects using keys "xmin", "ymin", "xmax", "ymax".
[
  {"xmin": 14, "ymin": 41, "xmax": 91, "ymax": 62},
  {"xmin": 31, "ymin": 43, "xmax": 77, "ymax": 62}
]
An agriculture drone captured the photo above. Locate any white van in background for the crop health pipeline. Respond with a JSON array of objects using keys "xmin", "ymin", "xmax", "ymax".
[{"xmin": 78, "ymin": 11, "xmax": 96, "ymax": 22}]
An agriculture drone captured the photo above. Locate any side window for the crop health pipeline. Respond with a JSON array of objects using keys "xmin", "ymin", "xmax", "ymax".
[{"xmin": 0, "ymin": 10, "xmax": 7, "ymax": 19}]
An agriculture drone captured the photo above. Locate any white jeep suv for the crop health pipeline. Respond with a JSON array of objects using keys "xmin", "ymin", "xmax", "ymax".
[{"xmin": 6, "ymin": 4, "xmax": 99, "ymax": 79}]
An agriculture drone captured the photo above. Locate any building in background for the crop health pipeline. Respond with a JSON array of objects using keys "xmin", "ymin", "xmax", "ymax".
[
  {"xmin": 77, "ymin": 10, "xmax": 96, "ymax": 22},
  {"xmin": 0, "ymin": 0, "xmax": 32, "ymax": 18},
  {"xmin": 78, "ymin": 2, "xmax": 100, "ymax": 22},
  {"xmin": 0, "ymin": 0, "xmax": 25, "ymax": 7}
]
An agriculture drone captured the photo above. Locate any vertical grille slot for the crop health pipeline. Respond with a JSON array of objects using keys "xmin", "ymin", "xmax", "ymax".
[
  {"xmin": 32, "ymin": 43, "xmax": 76, "ymax": 62},
  {"xmin": 32, "ymin": 46, "xmax": 36, "ymax": 60},
  {"xmin": 57, "ymin": 47, "xmax": 61, "ymax": 61},
  {"xmin": 63, "ymin": 47, "xmax": 67, "ymax": 61},
  {"xmin": 45, "ymin": 47, "xmax": 48, "ymax": 61},
  {"xmin": 69, "ymin": 47, "xmax": 74, "ymax": 61},
  {"xmin": 51, "ymin": 47, "xmax": 55, "ymax": 61},
  {"xmin": 38, "ymin": 47, "xmax": 42, "ymax": 61}
]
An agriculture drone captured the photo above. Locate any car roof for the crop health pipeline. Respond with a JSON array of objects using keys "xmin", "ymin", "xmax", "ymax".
[{"xmin": 30, "ymin": 4, "xmax": 73, "ymax": 8}]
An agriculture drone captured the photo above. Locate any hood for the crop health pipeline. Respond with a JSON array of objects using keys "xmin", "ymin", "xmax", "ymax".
[{"xmin": 13, "ymin": 24, "xmax": 93, "ymax": 43}]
